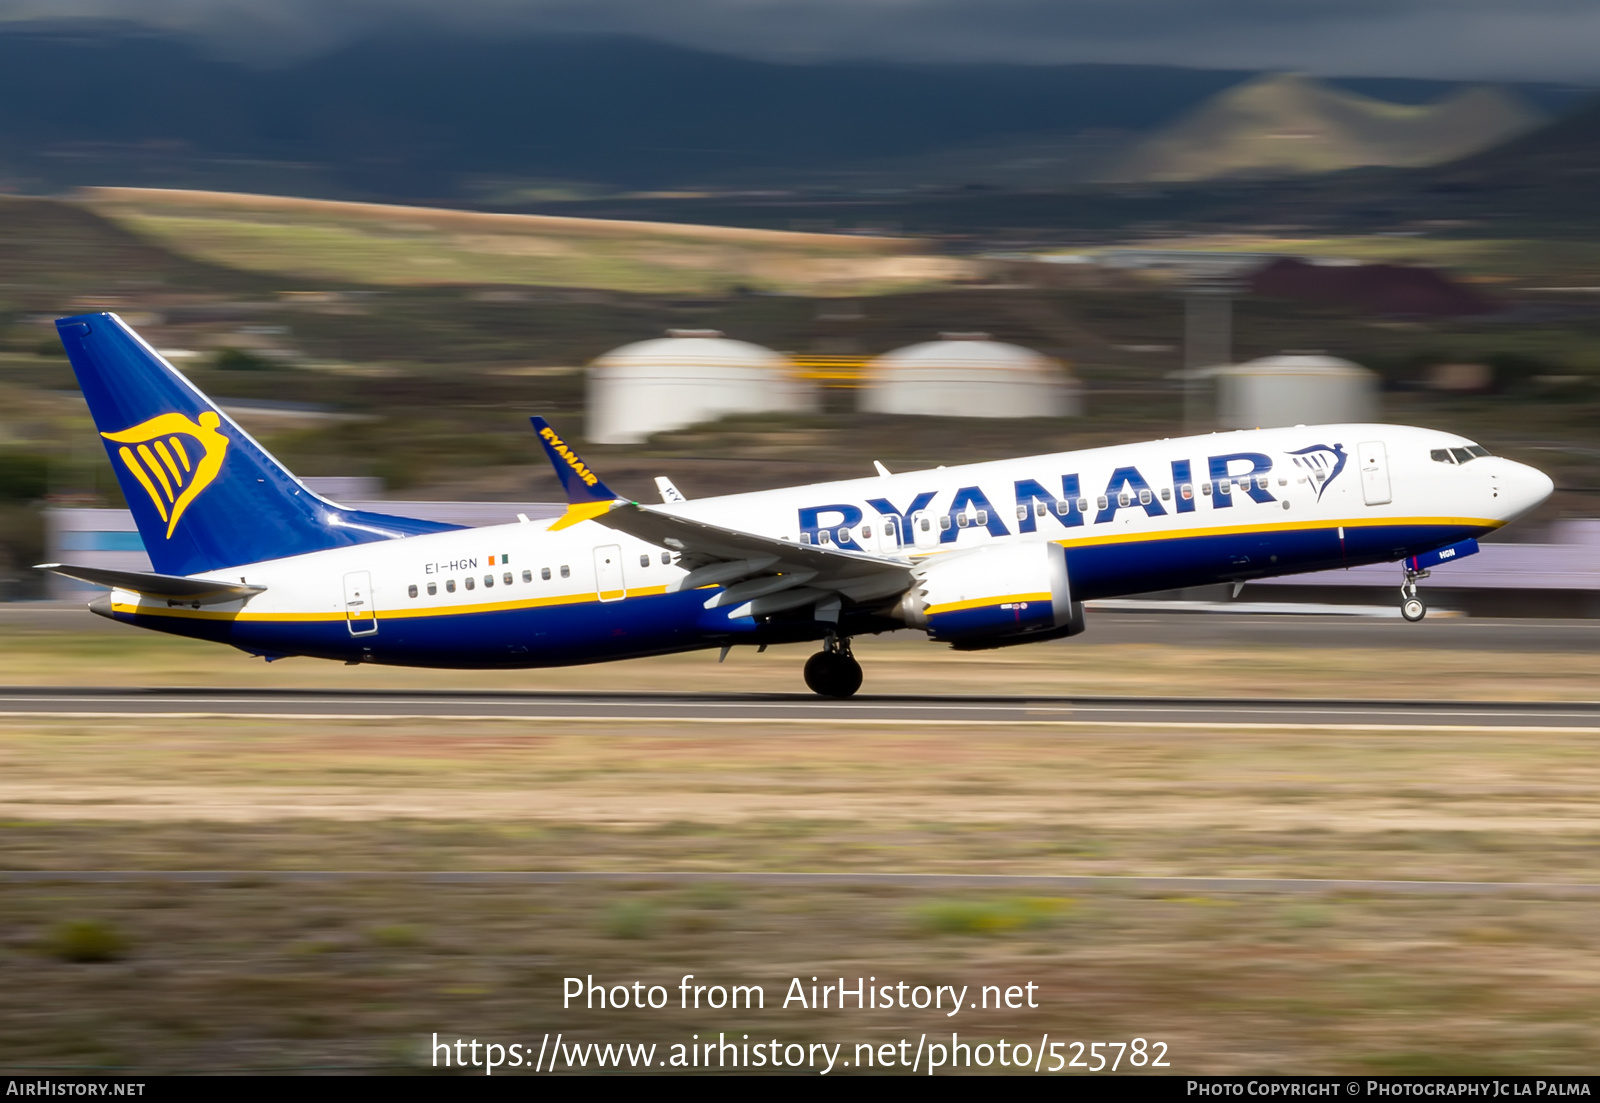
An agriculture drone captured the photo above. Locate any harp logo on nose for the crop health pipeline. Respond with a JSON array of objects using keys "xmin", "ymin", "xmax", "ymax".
[
  {"xmin": 1288, "ymin": 443, "xmax": 1348, "ymax": 501},
  {"xmin": 102, "ymin": 411, "xmax": 230, "ymax": 538}
]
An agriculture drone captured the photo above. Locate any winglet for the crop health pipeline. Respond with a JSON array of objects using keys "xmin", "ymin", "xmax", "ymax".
[{"xmin": 530, "ymin": 416, "xmax": 618, "ymax": 504}]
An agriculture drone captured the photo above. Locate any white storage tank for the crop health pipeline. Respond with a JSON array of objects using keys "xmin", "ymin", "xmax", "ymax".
[
  {"xmin": 587, "ymin": 330, "xmax": 812, "ymax": 445},
  {"xmin": 861, "ymin": 333, "xmax": 1080, "ymax": 419},
  {"xmin": 1213, "ymin": 354, "xmax": 1377, "ymax": 429}
]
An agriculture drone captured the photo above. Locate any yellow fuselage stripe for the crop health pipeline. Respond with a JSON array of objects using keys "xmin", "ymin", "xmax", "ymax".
[{"xmin": 113, "ymin": 584, "xmax": 674, "ymax": 622}]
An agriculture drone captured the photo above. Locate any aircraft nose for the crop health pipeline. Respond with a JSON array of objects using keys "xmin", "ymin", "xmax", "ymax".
[{"xmin": 1499, "ymin": 459, "xmax": 1554, "ymax": 521}]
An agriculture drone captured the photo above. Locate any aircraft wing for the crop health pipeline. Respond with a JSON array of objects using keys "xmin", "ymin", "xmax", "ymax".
[
  {"xmin": 36, "ymin": 563, "xmax": 265, "ymax": 605},
  {"xmin": 525, "ymin": 414, "xmax": 912, "ymax": 615},
  {"xmin": 591, "ymin": 501, "xmax": 914, "ymax": 612}
]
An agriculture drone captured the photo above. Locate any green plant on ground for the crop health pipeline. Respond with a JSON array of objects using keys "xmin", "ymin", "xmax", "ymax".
[
  {"xmin": 913, "ymin": 896, "xmax": 1070, "ymax": 935},
  {"xmin": 369, "ymin": 923, "xmax": 422, "ymax": 948},
  {"xmin": 44, "ymin": 918, "xmax": 127, "ymax": 962},
  {"xmin": 603, "ymin": 900, "xmax": 659, "ymax": 939}
]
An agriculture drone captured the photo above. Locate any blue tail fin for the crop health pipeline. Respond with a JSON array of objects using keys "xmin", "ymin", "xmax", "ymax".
[{"xmin": 57, "ymin": 313, "xmax": 462, "ymax": 576}]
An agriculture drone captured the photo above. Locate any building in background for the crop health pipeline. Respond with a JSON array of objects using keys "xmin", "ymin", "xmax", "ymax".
[
  {"xmin": 860, "ymin": 333, "xmax": 1080, "ymax": 419},
  {"xmin": 587, "ymin": 330, "xmax": 814, "ymax": 445},
  {"xmin": 1250, "ymin": 258, "xmax": 1495, "ymax": 318},
  {"xmin": 1212, "ymin": 354, "xmax": 1377, "ymax": 430}
]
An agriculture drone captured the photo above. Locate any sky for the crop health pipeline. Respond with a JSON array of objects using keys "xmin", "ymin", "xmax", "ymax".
[{"xmin": 2, "ymin": 0, "xmax": 1599, "ymax": 82}]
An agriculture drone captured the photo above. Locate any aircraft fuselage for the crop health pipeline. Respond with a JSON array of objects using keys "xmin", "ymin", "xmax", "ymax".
[{"xmin": 98, "ymin": 423, "xmax": 1551, "ymax": 667}]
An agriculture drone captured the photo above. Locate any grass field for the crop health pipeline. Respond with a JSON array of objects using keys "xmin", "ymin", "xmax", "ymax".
[
  {"xmin": 79, "ymin": 188, "xmax": 972, "ymax": 297},
  {"xmin": 0, "ymin": 619, "xmax": 1597, "ymax": 1073}
]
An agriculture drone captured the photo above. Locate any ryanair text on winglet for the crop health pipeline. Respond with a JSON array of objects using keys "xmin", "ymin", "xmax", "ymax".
[{"xmin": 540, "ymin": 426, "xmax": 601, "ymax": 488}]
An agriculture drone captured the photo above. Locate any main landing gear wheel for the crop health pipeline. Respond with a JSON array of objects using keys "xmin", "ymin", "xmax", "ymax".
[
  {"xmin": 1401, "ymin": 596, "xmax": 1427, "ymax": 622},
  {"xmin": 803, "ymin": 637, "xmax": 862, "ymax": 698}
]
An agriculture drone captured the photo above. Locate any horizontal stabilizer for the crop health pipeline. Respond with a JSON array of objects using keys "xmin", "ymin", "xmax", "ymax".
[{"xmin": 36, "ymin": 563, "xmax": 265, "ymax": 605}]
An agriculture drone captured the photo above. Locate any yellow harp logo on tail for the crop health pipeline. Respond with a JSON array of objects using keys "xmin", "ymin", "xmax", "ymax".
[{"xmin": 101, "ymin": 412, "xmax": 229, "ymax": 539}]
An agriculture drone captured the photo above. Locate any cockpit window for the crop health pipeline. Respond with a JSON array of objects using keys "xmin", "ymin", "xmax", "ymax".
[{"xmin": 1433, "ymin": 444, "xmax": 1493, "ymax": 465}]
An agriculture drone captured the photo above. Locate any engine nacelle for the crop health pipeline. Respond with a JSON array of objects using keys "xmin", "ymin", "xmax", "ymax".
[{"xmin": 894, "ymin": 541, "xmax": 1085, "ymax": 647}]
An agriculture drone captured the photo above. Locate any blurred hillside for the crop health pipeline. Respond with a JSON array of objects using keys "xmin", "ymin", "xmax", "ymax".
[
  {"xmin": 1111, "ymin": 74, "xmax": 1542, "ymax": 182},
  {"xmin": 77, "ymin": 188, "xmax": 971, "ymax": 297},
  {"xmin": 0, "ymin": 27, "xmax": 1589, "ymax": 200}
]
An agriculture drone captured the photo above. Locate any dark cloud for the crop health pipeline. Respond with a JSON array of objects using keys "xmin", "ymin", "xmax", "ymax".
[{"xmin": 3, "ymin": 0, "xmax": 1598, "ymax": 81}]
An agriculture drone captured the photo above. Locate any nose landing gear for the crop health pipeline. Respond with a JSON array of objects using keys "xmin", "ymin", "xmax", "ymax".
[
  {"xmin": 803, "ymin": 634, "xmax": 863, "ymax": 698},
  {"xmin": 1400, "ymin": 563, "xmax": 1429, "ymax": 622}
]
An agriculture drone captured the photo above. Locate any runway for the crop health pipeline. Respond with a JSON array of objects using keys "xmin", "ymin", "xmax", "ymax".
[{"xmin": 2, "ymin": 686, "xmax": 1597, "ymax": 730}]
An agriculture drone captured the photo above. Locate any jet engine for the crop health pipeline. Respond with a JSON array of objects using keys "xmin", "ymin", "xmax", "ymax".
[{"xmin": 893, "ymin": 541, "xmax": 1085, "ymax": 649}]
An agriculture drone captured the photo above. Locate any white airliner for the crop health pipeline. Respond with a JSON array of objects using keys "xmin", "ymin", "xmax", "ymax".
[{"xmin": 42, "ymin": 313, "xmax": 1553, "ymax": 697}]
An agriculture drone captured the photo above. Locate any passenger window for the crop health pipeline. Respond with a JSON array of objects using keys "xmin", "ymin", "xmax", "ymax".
[
  {"xmin": 661, "ymin": 551, "xmax": 671, "ymax": 564},
  {"xmin": 1181, "ymin": 484, "xmax": 1193, "ymax": 500},
  {"xmin": 976, "ymin": 510, "xmax": 988, "ymax": 526},
  {"xmin": 560, "ymin": 565, "xmax": 570, "ymax": 578},
  {"xmin": 408, "ymin": 584, "xmax": 418, "ymax": 598},
  {"xmin": 639, "ymin": 554, "xmax": 650, "ymax": 568},
  {"xmin": 465, "ymin": 577, "xmax": 475, "ymax": 591},
  {"xmin": 1016, "ymin": 505, "xmax": 1028, "ymax": 521},
  {"xmin": 1097, "ymin": 496, "xmax": 1109, "ymax": 510},
  {"xmin": 522, "ymin": 570, "xmax": 531, "ymax": 583},
  {"xmin": 837, "ymin": 527, "xmax": 850, "ymax": 543},
  {"xmin": 1161, "ymin": 488, "xmax": 1171, "ymax": 501},
  {"xmin": 1054, "ymin": 500, "xmax": 1068, "ymax": 515},
  {"xmin": 1138, "ymin": 489, "xmax": 1152, "ymax": 505},
  {"xmin": 920, "ymin": 516, "xmax": 932, "ymax": 532},
  {"xmin": 1118, "ymin": 491, "xmax": 1131, "ymax": 507},
  {"xmin": 939, "ymin": 515, "xmax": 952, "ymax": 531},
  {"xmin": 819, "ymin": 530, "xmax": 832, "ymax": 544},
  {"xmin": 503, "ymin": 572, "xmax": 513, "ymax": 585},
  {"xmin": 541, "ymin": 567, "xmax": 551, "ymax": 580},
  {"xmin": 483, "ymin": 574, "xmax": 493, "ymax": 588},
  {"xmin": 956, "ymin": 514, "xmax": 970, "ymax": 528},
  {"xmin": 427, "ymin": 582, "xmax": 437, "ymax": 596},
  {"xmin": 1256, "ymin": 476, "xmax": 1269, "ymax": 491},
  {"xmin": 1076, "ymin": 497, "xmax": 1089, "ymax": 512},
  {"xmin": 446, "ymin": 579, "xmax": 456, "ymax": 593},
  {"xmin": 1202, "ymin": 482, "xmax": 1212, "ymax": 495},
  {"xmin": 800, "ymin": 532, "xmax": 812, "ymax": 544}
]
